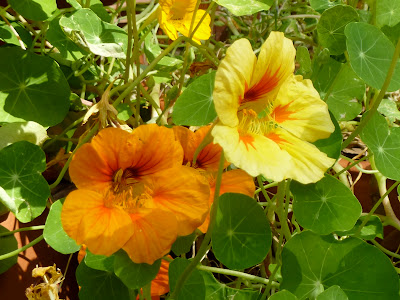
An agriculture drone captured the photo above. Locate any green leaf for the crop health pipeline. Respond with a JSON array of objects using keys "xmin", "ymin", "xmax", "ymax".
[
  {"xmin": 85, "ymin": 250, "xmax": 115, "ymax": 272},
  {"xmin": 90, "ymin": 0, "xmax": 112, "ymax": 22},
  {"xmin": 309, "ymin": 0, "xmax": 340, "ymax": 12},
  {"xmin": 8, "ymin": 0, "xmax": 57, "ymax": 21},
  {"xmin": 0, "ymin": 47, "xmax": 70, "ymax": 126},
  {"xmin": 0, "ymin": 21, "xmax": 32, "ymax": 48},
  {"xmin": 171, "ymin": 232, "xmax": 196, "ymax": 256},
  {"xmin": 116, "ymin": 103, "xmax": 133, "ymax": 121},
  {"xmin": 336, "ymin": 215, "xmax": 383, "ymax": 240},
  {"xmin": 114, "ymin": 250, "xmax": 161, "ymax": 290},
  {"xmin": 378, "ymin": 98, "xmax": 400, "ymax": 123},
  {"xmin": 200, "ymin": 269, "xmax": 260, "ymax": 299},
  {"xmin": 360, "ymin": 111, "xmax": 400, "ymax": 180},
  {"xmin": 46, "ymin": 17, "xmax": 88, "ymax": 61},
  {"xmin": 0, "ymin": 225, "xmax": 18, "ymax": 274},
  {"xmin": 169, "ymin": 258, "xmax": 206, "ymax": 300},
  {"xmin": 376, "ymin": 0, "xmax": 400, "ymax": 28},
  {"xmin": 214, "ymin": 0, "xmax": 273, "ymax": 16},
  {"xmin": 381, "ymin": 23, "xmax": 400, "ymax": 45},
  {"xmin": 317, "ymin": 5, "xmax": 359, "ymax": 55},
  {"xmin": 0, "ymin": 141, "xmax": 49, "ymax": 223},
  {"xmin": 291, "ymin": 174, "xmax": 361, "ymax": 235},
  {"xmin": 312, "ymin": 57, "xmax": 341, "ymax": 98},
  {"xmin": 172, "ymin": 71, "xmax": 217, "ymax": 126},
  {"xmin": 0, "ymin": 121, "xmax": 48, "ymax": 150},
  {"xmin": 269, "ymin": 290, "xmax": 298, "ymax": 300},
  {"xmin": 313, "ymin": 112, "xmax": 342, "ymax": 160},
  {"xmin": 44, "ymin": 200, "xmax": 80, "ymax": 254},
  {"xmin": 345, "ymin": 22, "xmax": 400, "ymax": 92},
  {"xmin": 317, "ymin": 286, "xmax": 348, "ymax": 300},
  {"xmin": 212, "ymin": 193, "xmax": 271, "ymax": 270},
  {"xmin": 76, "ymin": 261, "xmax": 130, "ymax": 300},
  {"xmin": 281, "ymin": 231, "xmax": 399, "ymax": 299},
  {"xmin": 60, "ymin": 8, "xmax": 128, "ymax": 58},
  {"xmin": 295, "ymin": 46, "xmax": 312, "ymax": 78}
]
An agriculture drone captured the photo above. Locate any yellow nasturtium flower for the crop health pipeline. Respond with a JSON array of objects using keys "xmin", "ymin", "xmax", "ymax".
[
  {"xmin": 212, "ymin": 32, "xmax": 335, "ymax": 184},
  {"xmin": 158, "ymin": 0, "xmax": 211, "ymax": 44}
]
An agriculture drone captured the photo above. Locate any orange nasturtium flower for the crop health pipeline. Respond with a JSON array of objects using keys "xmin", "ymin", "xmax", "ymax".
[
  {"xmin": 61, "ymin": 125, "xmax": 210, "ymax": 264},
  {"xmin": 211, "ymin": 32, "xmax": 336, "ymax": 184},
  {"xmin": 173, "ymin": 126, "xmax": 255, "ymax": 232},
  {"xmin": 158, "ymin": 0, "xmax": 211, "ymax": 44}
]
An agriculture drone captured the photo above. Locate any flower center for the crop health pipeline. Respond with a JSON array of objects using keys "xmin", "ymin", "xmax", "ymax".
[{"xmin": 238, "ymin": 108, "xmax": 277, "ymax": 136}]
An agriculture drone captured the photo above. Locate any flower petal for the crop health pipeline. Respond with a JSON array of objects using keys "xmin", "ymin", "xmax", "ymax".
[
  {"xmin": 148, "ymin": 166, "xmax": 210, "ymax": 236},
  {"xmin": 268, "ymin": 129, "xmax": 335, "ymax": 184},
  {"xmin": 272, "ymin": 75, "xmax": 335, "ymax": 142},
  {"xmin": 212, "ymin": 124, "xmax": 291, "ymax": 182},
  {"xmin": 157, "ymin": 8, "xmax": 178, "ymax": 40},
  {"xmin": 123, "ymin": 209, "xmax": 178, "ymax": 264},
  {"xmin": 151, "ymin": 258, "xmax": 170, "ymax": 297},
  {"xmin": 213, "ymin": 39, "xmax": 257, "ymax": 127},
  {"xmin": 175, "ymin": 10, "xmax": 211, "ymax": 43},
  {"xmin": 61, "ymin": 190, "xmax": 134, "ymax": 256},
  {"xmin": 247, "ymin": 32, "xmax": 295, "ymax": 102}
]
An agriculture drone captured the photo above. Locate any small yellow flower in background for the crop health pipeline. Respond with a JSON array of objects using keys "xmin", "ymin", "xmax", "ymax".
[
  {"xmin": 212, "ymin": 32, "xmax": 335, "ymax": 184},
  {"xmin": 173, "ymin": 126, "xmax": 255, "ymax": 232},
  {"xmin": 158, "ymin": 0, "xmax": 211, "ymax": 44},
  {"xmin": 62, "ymin": 125, "xmax": 210, "ymax": 265}
]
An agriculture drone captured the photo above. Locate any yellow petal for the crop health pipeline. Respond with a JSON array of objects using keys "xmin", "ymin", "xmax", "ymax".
[
  {"xmin": 148, "ymin": 166, "xmax": 210, "ymax": 236},
  {"xmin": 175, "ymin": 10, "xmax": 211, "ymax": 43},
  {"xmin": 157, "ymin": 7, "xmax": 178, "ymax": 40},
  {"xmin": 213, "ymin": 39, "xmax": 257, "ymax": 127},
  {"xmin": 123, "ymin": 209, "xmax": 178, "ymax": 264},
  {"xmin": 248, "ymin": 32, "xmax": 295, "ymax": 101},
  {"xmin": 272, "ymin": 75, "xmax": 334, "ymax": 142},
  {"xmin": 61, "ymin": 190, "xmax": 134, "ymax": 256},
  {"xmin": 212, "ymin": 124, "xmax": 291, "ymax": 181},
  {"xmin": 270, "ymin": 129, "xmax": 335, "ymax": 184}
]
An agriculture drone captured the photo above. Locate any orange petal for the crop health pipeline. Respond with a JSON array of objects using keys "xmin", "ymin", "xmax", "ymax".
[
  {"xmin": 149, "ymin": 166, "xmax": 210, "ymax": 236},
  {"xmin": 151, "ymin": 258, "xmax": 170, "ymax": 297},
  {"xmin": 173, "ymin": 126, "xmax": 195, "ymax": 165},
  {"xmin": 61, "ymin": 190, "xmax": 134, "ymax": 256},
  {"xmin": 123, "ymin": 209, "xmax": 178, "ymax": 264}
]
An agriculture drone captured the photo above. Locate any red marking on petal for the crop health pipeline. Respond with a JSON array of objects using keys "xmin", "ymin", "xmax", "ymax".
[
  {"xmin": 239, "ymin": 132, "xmax": 256, "ymax": 151},
  {"xmin": 243, "ymin": 67, "xmax": 282, "ymax": 103},
  {"xmin": 272, "ymin": 102, "xmax": 296, "ymax": 123}
]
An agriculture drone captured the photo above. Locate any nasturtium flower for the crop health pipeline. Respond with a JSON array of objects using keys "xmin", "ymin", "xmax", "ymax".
[
  {"xmin": 158, "ymin": 0, "xmax": 211, "ymax": 44},
  {"xmin": 62, "ymin": 125, "xmax": 210, "ymax": 264},
  {"xmin": 212, "ymin": 32, "xmax": 335, "ymax": 184},
  {"xmin": 173, "ymin": 126, "xmax": 255, "ymax": 232}
]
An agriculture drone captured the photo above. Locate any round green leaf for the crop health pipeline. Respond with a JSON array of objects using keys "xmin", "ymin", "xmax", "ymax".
[
  {"xmin": 378, "ymin": 98, "xmax": 400, "ymax": 123},
  {"xmin": 214, "ymin": 0, "xmax": 273, "ymax": 16},
  {"xmin": 212, "ymin": 193, "xmax": 271, "ymax": 270},
  {"xmin": 0, "ymin": 47, "xmax": 70, "ymax": 126},
  {"xmin": 296, "ymin": 46, "xmax": 312, "ymax": 78},
  {"xmin": 345, "ymin": 22, "xmax": 400, "ymax": 92},
  {"xmin": 317, "ymin": 5, "xmax": 359, "ymax": 55},
  {"xmin": 291, "ymin": 174, "xmax": 361, "ymax": 235},
  {"xmin": 169, "ymin": 258, "xmax": 205, "ymax": 300},
  {"xmin": 281, "ymin": 231, "xmax": 399, "ymax": 299},
  {"xmin": 0, "ymin": 21, "xmax": 32, "ymax": 48},
  {"xmin": 360, "ymin": 111, "xmax": 400, "ymax": 180},
  {"xmin": 0, "ymin": 225, "xmax": 18, "ymax": 274},
  {"xmin": 0, "ymin": 121, "xmax": 48, "ymax": 150},
  {"xmin": 172, "ymin": 71, "xmax": 217, "ymax": 126},
  {"xmin": 336, "ymin": 215, "xmax": 383, "ymax": 240},
  {"xmin": 310, "ymin": 0, "xmax": 340, "ymax": 12},
  {"xmin": 0, "ymin": 141, "xmax": 49, "ymax": 223},
  {"xmin": 313, "ymin": 112, "xmax": 342, "ymax": 160},
  {"xmin": 317, "ymin": 286, "xmax": 348, "ymax": 300},
  {"xmin": 376, "ymin": 0, "xmax": 400, "ymax": 28},
  {"xmin": 171, "ymin": 232, "xmax": 196, "ymax": 256},
  {"xmin": 114, "ymin": 250, "xmax": 161, "ymax": 290},
  {"xmin": 76, "ymin": 261, "xmax": 130, "ymax": 300},
  {"xmin": 269, "ymin": 290, "xmax": 298, "ymax": 300},
  {"xmin": 60, "ymin": 9, "xmax": 128, "ymax": 59},
  {"xmin": 8, "ymin": 0, "xmax": 57, "ymax": 21},
  {"xmin": 43, "ymin": 200, "xmax": 80, "ymax": 254},
  {"xmin": 85, "ymin": 250, "xmax": 115, "ymax": 272}
]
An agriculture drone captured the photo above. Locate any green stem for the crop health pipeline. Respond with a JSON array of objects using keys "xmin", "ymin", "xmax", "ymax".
[
  {"xmin": 43, "ymin": 116, "xmax": 84, "ymax": 150},
  {"xmin": 168, "ymin": 152, "xmax": 225, "ymax": 300},
  {"xmin": 197, "ymin": 265, "xmax": 279, "ymax": 287},
  {"xmin": 371, "ymin": 240, "xmax": 400, "ymax": 260},
  {"xmin": 276, "ymin": 181, "xmax": 292, "ymax": 241},
  {"xmin": 342, "ymin": 38, "xmax": 400, "ymax": 150},
  {"xmin": 333, "ymin": 154, "xmax": 370, "ymax": 178},
  {"xmin": 0, "ymin": 235, "xmax": 44, "ymax": 260},
  {"xmin": 0, "ymin": 225, "xmax": 45, "ymax": 237}
]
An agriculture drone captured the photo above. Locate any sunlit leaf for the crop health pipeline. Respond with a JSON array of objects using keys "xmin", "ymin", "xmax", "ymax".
[
  {"xmin": 114, "ymin": 250, "xmax": 161, "ymax": 290},
  {"xmin": 309, "ymin": 0, "xmax": 340, "ymax": 12},
  {"xmin": 0, "ymin": 121, "xmax": 48, "ymax": 150},
  {"xmin": 281, "ymin": 231, "xmax": 399, "ymax": 299},
  {"xmin": 44, "ymin": 200, "xmax": 80, "ymax": 254},
  {"xmin": 0, "ymin": 21, "xmax": 32, "ymax": 48},
  {"xmin": 317, "ymin": 286, "xmax": 348, "ymax": 300},
  {"xmin": 214, "ymin": 0, "xmax": 273, "ymax": 16},
  {"xmin": 0, "ymin": 225, "xmax": 18, "ymax": 274},
  {"xmin": 378, "ymin": 98, "xmax": 400, "ymax": 123},
  {"xmin": 376, "ymin": 0, "xmax": 400, "ymax": 28},
  {"xmin": 336, "ymin": 215, "xmax": 383, "ymax": 240},
  {"xmin": 85, "ymin": 250, "xmax": 115, "ymax": 272},
  {"xmin": 0, "ymin": 47, "xmax": 70, "ymax": 126},
  {"xmin": 212, "ymin": 193, "xmax": 271, "ymax": 270},
  {"xmin": 0, "ymin": 141, "xmax": 49, "ymax": 223},
  {"xmin": 269, "ymin": 290, "xmax": 298, "ymax": 300},
  {"xmin": 345, "ymin": 22, "xmax": 400, "ymax": 92},
  {"xmin": 317, "ymin": 5, "xmax": 359, "ymax": 55},
  {"xmin": 8, "ymin": 0, "xmax": 57, "ymax": 21},
  {"xmin": 291, "ymin": 175, "xmax": 361, "ymax": 235},
  {"xmin": 172, "ymin": 71, "xmax": 217, "ymax": 126}
]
